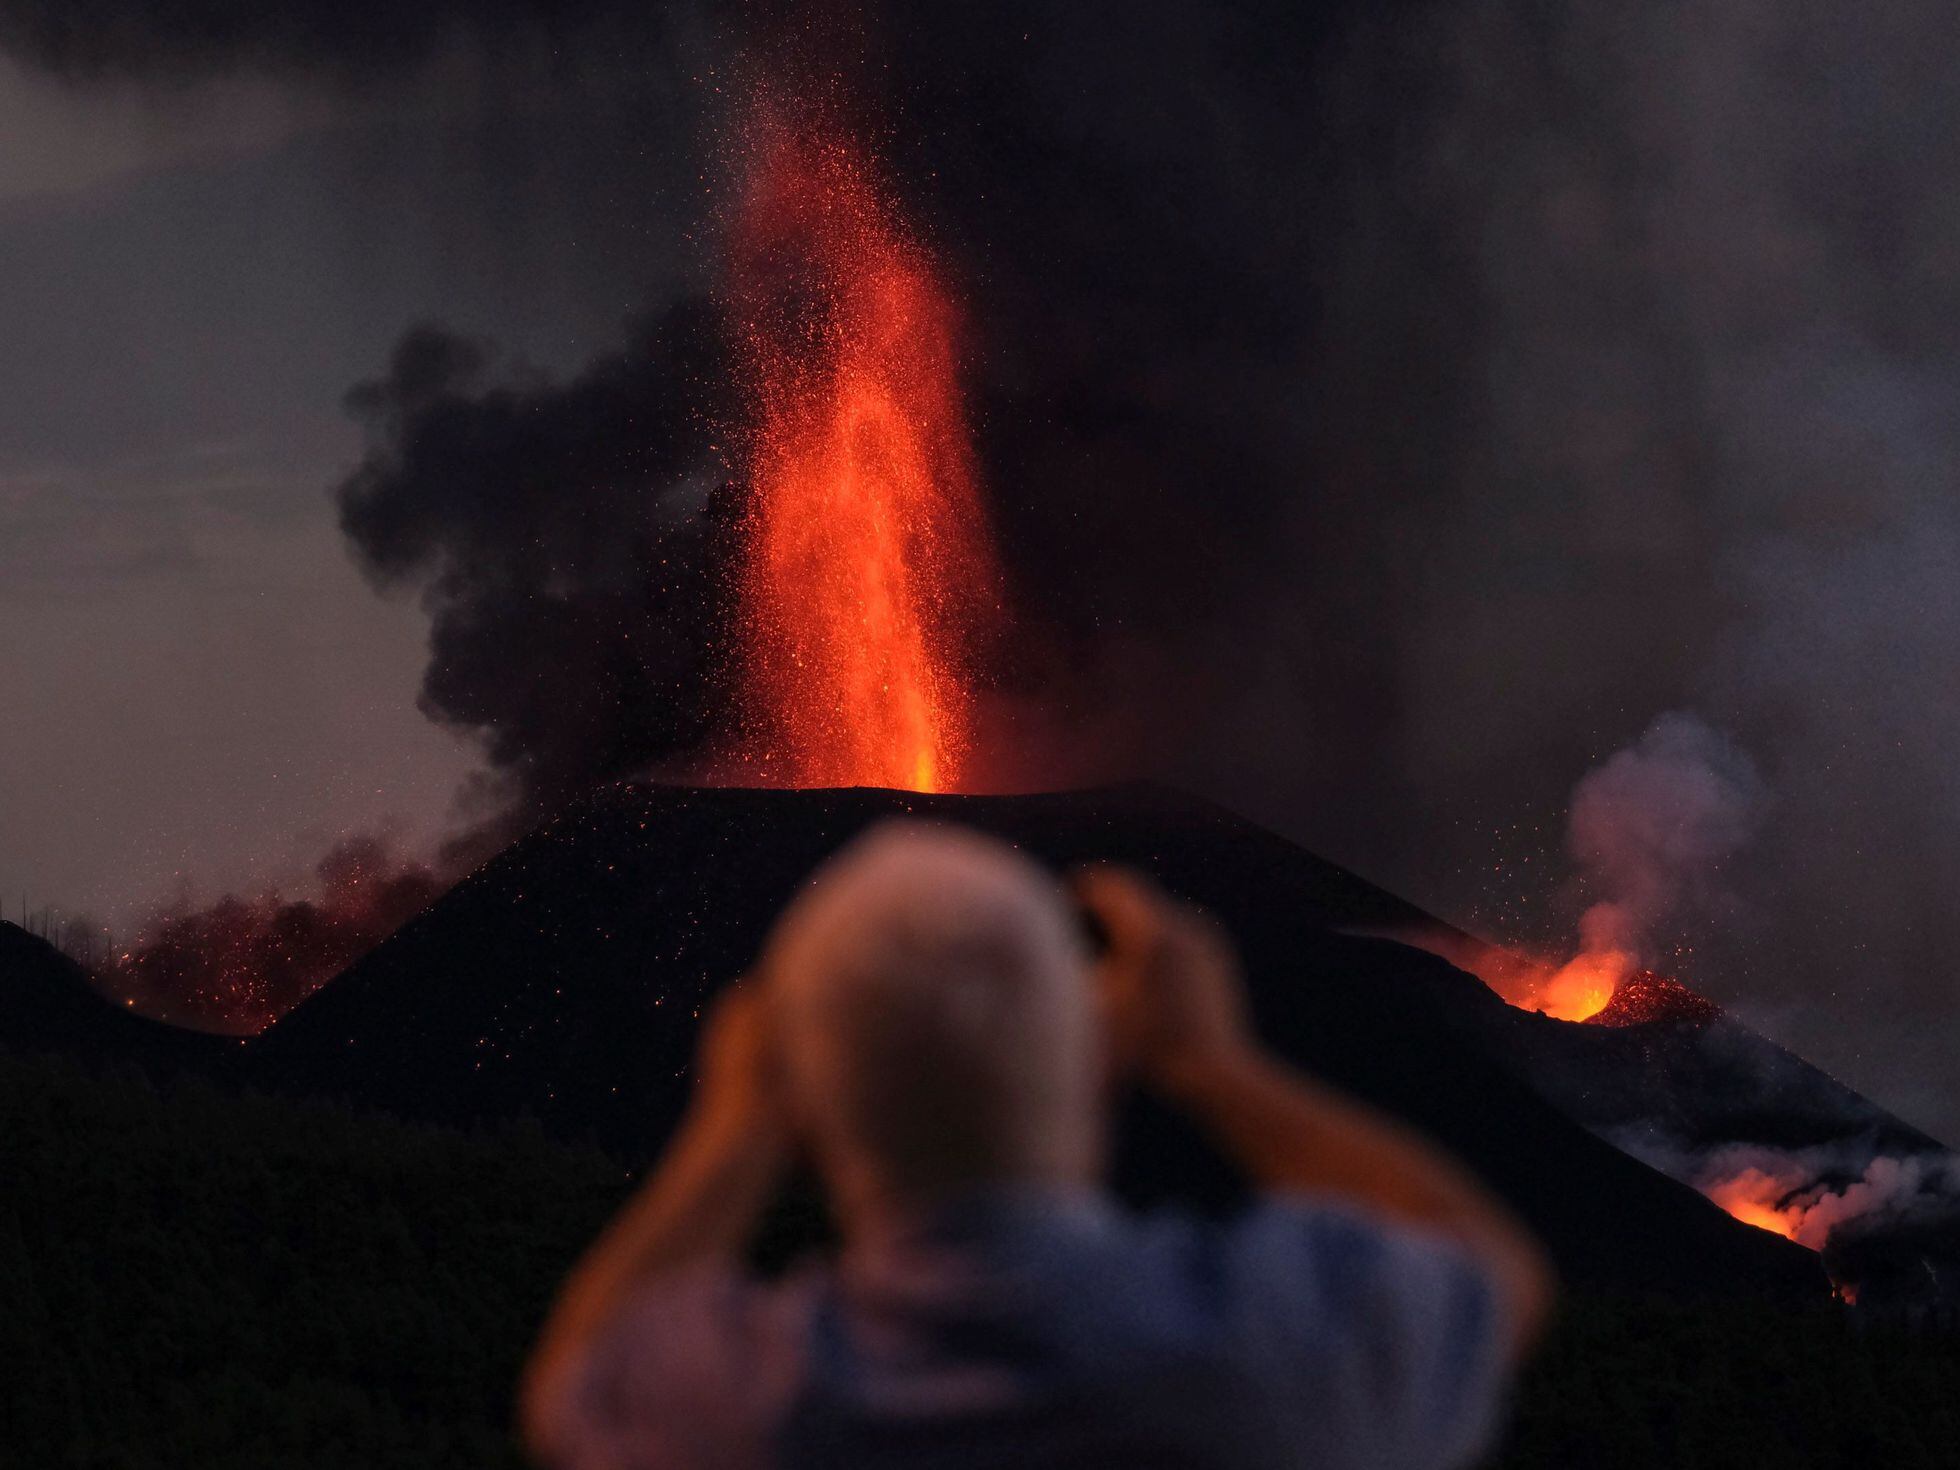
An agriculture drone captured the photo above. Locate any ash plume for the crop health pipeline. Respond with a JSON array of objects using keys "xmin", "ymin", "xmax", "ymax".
[
  {"xmin": 334, "ymin": 305, "xmax": 741, "ymax": 831},
  {"xmin": 10, "ymin": 2, "xmax": 1960, "ymax": 1134},
  {"xmin": 0, "ymin": 1, "xmax": 650, "ymax": 80}
]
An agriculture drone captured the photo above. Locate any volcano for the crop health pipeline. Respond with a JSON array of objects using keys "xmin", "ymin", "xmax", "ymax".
[{"xmin": 242, "ymin": 780, "xmax": 1828, "ymax": 1303}]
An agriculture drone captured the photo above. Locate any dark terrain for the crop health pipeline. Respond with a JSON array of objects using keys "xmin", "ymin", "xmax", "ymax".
[{"xmin": 8, "ymin": 781, "xmax": 1960, "ymax": 1467}]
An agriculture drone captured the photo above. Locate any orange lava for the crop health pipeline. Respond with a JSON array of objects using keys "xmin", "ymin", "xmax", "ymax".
[
  {"xmin": 1704, "ymin": 1168, "xmax": 1803, "ymax": 1241},
  {"xmin": 1421, "ymin": 937, "xmax": 1628, "ymax": 1022},
  {"xmin": 727, "ymin": 111, "xmax": 1000, "ymax": 792},
  {"xmin": 1532, "ymin": 949, "xmax": 1628, "ymax": 1021}
]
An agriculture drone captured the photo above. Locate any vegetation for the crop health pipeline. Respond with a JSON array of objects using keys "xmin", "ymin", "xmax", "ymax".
[
  {"xmin": 1, "ymin": 1051, "xmax": 625, "ymax": 1469},
  {"xmin": 3, "ymin": 1048, "xmax": 1955, "ymax": 1468}
]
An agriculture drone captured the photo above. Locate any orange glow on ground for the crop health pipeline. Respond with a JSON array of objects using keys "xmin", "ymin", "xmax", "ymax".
[
  {"xmin": 727, "ymin": 109, "xmax": 1001, "ymax": 793},
  {"xmin": 1532, "ymin": 949, "xmax": 1628, "ymax": 1021},
  {"xmin": 1704, "ymin": 1168, "xmax": 1803, "ymax": 1241},
  {"xmin": 1430, "ymin": 940, "xmax": 1630, "ymax": 1022}
]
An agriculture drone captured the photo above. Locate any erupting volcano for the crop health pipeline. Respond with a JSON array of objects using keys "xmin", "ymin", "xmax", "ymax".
[{"xmin": 726, "ymin": 110, "xmax": 1002, "ymax": 793}]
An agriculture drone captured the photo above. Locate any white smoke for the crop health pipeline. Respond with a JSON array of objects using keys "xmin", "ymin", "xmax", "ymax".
[
  {"xmin": 1563, "ymin": 711, "xmax": 1765, "ymax": 973},
  {"xmin": 1687, "ymin": 1141, "xmax": 1959, "ymax": 1251}
]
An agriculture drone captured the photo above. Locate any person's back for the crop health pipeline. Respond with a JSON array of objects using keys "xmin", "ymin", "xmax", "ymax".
[{"xmin": 522, "ymin": 825, "xmax": 1552, "ymax": 1470}]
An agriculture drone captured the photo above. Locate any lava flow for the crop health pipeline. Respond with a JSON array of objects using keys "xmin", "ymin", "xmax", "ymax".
[{"xmin": 726, "ymin": 111, "xmax": 1002, "ymax": 793}]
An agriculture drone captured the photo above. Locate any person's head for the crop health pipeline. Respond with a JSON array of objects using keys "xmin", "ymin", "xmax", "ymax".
[{"xmin": 763, "ymin": 821, "xmax": 1102, "ymax": 1228}]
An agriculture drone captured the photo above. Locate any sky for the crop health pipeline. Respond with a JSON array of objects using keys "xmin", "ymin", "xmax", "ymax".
[
  {"xmin": 0, "ymin": 39, "xmax": 696, "ymax": 914},
  {"xmin": 1, "ymin": 2, "xmax": 1956, "ymax": 1144}
]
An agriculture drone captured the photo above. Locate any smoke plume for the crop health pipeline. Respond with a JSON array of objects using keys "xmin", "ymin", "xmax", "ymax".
[
  {"xmin": 334, "ymin": 306, "xmax": 742, "ymax": 832},
  {"xmin": 8, "ymin": 1, "xmax": 1960, "ymax": 1134},
  {"xmin": 1564, "ymin": 712, "xmax": 1765, "ymax": 972},
  {"xmin": 1630, "ymin": 1134, "xmax": 1960, "ymax": 1256}
]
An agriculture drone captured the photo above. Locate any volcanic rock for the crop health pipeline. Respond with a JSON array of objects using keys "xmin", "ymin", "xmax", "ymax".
[
  {"xmin": 1590, "ymin": 971, "xmax": 1724, "ymax": 1029},
  {"xmin": 247, "ymin": 781, "xmax": 1824, "ymax": 1303}
]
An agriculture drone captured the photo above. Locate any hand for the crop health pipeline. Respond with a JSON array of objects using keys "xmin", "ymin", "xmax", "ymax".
[
  {"xmin": 1073, "ymin": 867, "xmax": 1256, "ymax": 1094},
  {"xmin": 688, "ymin": 978, "xmax": 787, "ymax": 1139}
]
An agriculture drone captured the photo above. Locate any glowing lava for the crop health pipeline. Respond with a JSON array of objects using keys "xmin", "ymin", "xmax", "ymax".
[
  {"xmin": 1529, "ymin": 949, "xmax": 1628, "ymax": 1021},
  {"xmin": 727, "ymin": 113, "xmax": 1001, "ymax": 793},
  {"xmin": 1706, "ymin": 1170, "xmax": 1804, "ymax": 1240},
  {"xmin": 1402, "ymin": 932, "xmax": 1631, "ymax": 1022}
]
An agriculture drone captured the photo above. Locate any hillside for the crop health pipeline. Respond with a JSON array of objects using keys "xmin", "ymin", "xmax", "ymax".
[
  {"xmin": 10, "ymin": 1045, "xmax": 1957, "ymax": 1470},
  {"xmin": 0, "ymin": 919, "xmax": 238, "ymax": 1075},
  {"xmin": 249, "ymin": 781, "xmax": 1822, "ymax": 1302}
]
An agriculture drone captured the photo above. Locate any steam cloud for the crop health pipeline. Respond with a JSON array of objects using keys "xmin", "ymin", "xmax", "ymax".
[
  {"xmin": 1563, "ymin": 712, "xmax": 1765, "ymax": 973},
  {"xmin": 1626, "ymin": 1133, "xmax": 1960, "ymax": 1256},
  {"xmin": 8, "ymin": 1, "xmax": 1960, "ymax": 1135}
]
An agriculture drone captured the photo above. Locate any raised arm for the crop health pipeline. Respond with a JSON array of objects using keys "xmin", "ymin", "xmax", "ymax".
[
  {"xmin": 520, "ymin": 982, "xmax": 792, "ymax": 1447},
  {"xmin": 1077, "ymin": 870, "xmax": 1555, "ymax": 1358}
]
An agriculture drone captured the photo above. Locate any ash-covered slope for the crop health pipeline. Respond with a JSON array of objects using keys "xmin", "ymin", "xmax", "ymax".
[
  {"xmin": 252, "ymin": 781, "xmax": 1821, "ymax": 1302},
  {"xmin": 1404, "ymin": 953, "xmax": 1944, "ymax": 1159},
  {"xmin": 1392, "ymin": 933, "xmax": 1960, "ymax": 1312}
]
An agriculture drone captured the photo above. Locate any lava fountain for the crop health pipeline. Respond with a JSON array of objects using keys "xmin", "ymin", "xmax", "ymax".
[{"xmin": 726, "ymin": 111, "xmax": 1002, "ymax": 793}]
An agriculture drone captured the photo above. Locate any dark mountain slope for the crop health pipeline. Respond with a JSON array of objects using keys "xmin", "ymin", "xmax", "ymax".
[
  {"xmin": 251, "ymin": 782, "xmax": 1822, "ymax": 1302},
  {"xmin": 1394, "ymin": 943, "xmax": 1946, "ymax": 1158},
  {"xmin": 0, "ymin": 920, "xmax": 237, "ymax": 1074}
]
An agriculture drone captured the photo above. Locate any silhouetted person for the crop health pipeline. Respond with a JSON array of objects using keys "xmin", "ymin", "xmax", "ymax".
[{"xmin": 523, "ymin": 823, "xmax": 1553, "ymax": 1469}]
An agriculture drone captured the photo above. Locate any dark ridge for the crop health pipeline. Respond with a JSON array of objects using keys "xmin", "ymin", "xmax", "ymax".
[
  {"xmin": 245, "ymin": 781, "xmax": 1823, "ymax": 1304},
  {"xmin": 0, "ymin": 920, "xmax": 242, "ymax": 1076}
]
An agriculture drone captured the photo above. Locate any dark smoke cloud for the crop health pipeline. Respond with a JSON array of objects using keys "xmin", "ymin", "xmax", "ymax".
[
  {"xmin": 334, "ymin": 304, "xmax": 741, "ymax": 825},
  {"xmin": 0, "ymin": 1, "xmax": 654, "ymax": 79},
  {"xmin": 11, "ymin": 1, "xmax": 1960, "ymax": 1137}
]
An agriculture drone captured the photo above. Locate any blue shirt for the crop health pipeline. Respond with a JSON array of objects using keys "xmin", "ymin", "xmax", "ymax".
[{"xmin": 534, "ymin": 1189, "xmax": 1513, "ymax": 1470}]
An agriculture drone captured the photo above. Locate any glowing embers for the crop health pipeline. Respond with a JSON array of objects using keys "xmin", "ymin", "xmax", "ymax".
[
  {"xmin": 1431, "ymin": 939, "xmax": 1631, "ymax": 1023},
  {"xmin": 726, "ymin": 115, "xmax": 1001, "ymax": 793},
  {"xmin": 1589, "ymin": 971, "xmax": 1723, "ymax": 1028},
  {"xmin": 107, "ymin": 836, "xmax": 441, "ymax": 1033}
]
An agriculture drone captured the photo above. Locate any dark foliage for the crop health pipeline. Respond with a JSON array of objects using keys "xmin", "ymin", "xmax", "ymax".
[
  {"xmin": 249, "ymin": 782, "xmax": 1822, "ymax": 1303},
  {"xmin": 0, "ymin": 1049, "xmax": 625, "ymax": 1469},
  {"xmin": 5, "ymin": 1047, "xmax": 1957, "ymax": 1469}
]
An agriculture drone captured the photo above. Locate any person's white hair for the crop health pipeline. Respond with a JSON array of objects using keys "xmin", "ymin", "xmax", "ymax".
[{"xmin": 765, "ymin": 821, "xmax": 1101, "ymax": 1215}]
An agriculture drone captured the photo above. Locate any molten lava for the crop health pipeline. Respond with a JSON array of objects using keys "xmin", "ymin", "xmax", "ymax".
[
  {"xmin": 1706, "ymin": 1170, "xmax": 1805, "ymax": 1241},
  {"xmin": 727, "ymin": 113, "xmax": 1001, "ymax": 793},
  {"xmin": 1415, "ymin": 937, "xmax": 1631, "ymax": 1022},
  {"xmin": 1531, "ymin": 949, "xmax": 1628, "ymax": 1021}
]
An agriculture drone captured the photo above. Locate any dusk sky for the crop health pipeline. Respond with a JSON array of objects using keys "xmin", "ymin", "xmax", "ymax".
[
  {"xmin": 3, "ymin": 4, "xmax": 1957, "ymax": 1144},
  {"xmin": 0, "ymin": 42, "xmax": 701, "ymax": 918}
]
